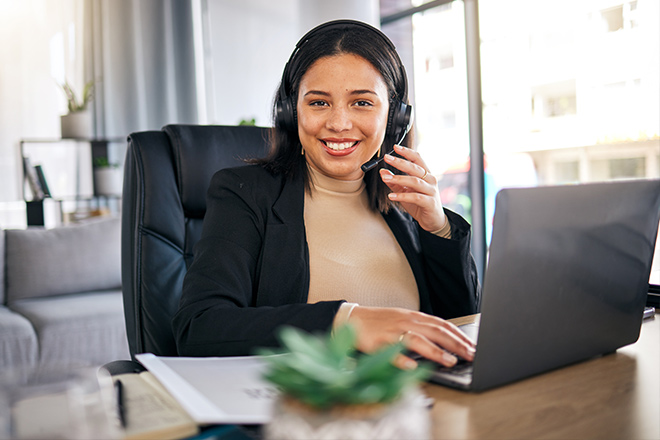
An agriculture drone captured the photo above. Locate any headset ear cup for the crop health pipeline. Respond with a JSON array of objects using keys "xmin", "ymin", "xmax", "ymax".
[
  {"xmin": 400, "ymin": 103, "xmax": 413, "ymax": 142},
  {"xmin": 386, "ymin": 102, "xmax": 396, "ymax": 140},
  {"xmin": 276, "ymin": 97, "xmax": 297, "ymax": 132},
  {"xmin": 387, "ymin": 100, "xmax": 413, "ymax": 144}
]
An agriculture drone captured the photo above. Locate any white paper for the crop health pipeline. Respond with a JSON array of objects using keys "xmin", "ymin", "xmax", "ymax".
[{"xmin": 135, "ymin": 354, "xmax": 279, "ymax": 425}]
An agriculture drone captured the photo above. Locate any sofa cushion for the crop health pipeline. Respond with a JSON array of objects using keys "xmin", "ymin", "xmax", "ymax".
[
  {"xmin": 9, "ymin": 290, "xmax": 130, "ymax": 369},
  {"xmin": 5, "ymin": 217, "xmax": 121, "ymax": 303},
  {"xmin": 0, "ymin": 305, "xmax": 38, "ymax": 375}
]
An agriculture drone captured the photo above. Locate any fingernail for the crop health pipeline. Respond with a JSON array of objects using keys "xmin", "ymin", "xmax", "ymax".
[
  {"xmin": 443, "ymin": 352, "xmax": 458, "ymax": 366},
  {"xmin": 381, "ymin": 173, "xmax": 393, "ymax": 181},
  {"xmin": 388, "ymin": 193, "xmax": 398, "ymax": 200},
  {"xmin": 403, "ymin": 359, "xmax": 418, "ymax": 370}
]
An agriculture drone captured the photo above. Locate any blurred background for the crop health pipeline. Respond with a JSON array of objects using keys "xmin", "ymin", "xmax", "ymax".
[{"xmin": 1, "ymin": 0, "xmax": 658, "ymax": 281}]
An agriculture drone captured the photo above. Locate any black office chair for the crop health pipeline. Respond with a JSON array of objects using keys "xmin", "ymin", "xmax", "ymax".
[{"xmin": 121, "ymin": 124, "xmax": 270, "ymax": 358}]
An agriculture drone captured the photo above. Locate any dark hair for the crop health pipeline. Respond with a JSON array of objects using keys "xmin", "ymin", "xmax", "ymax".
[{"xmin": 253, "ymin": 21, "xmax": 412, "ymax": 213}]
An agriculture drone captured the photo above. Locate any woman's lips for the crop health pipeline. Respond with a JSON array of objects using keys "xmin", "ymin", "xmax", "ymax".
[{"xmin": 322, "ymin": 140, "xmax": 359, "ymax": 156}]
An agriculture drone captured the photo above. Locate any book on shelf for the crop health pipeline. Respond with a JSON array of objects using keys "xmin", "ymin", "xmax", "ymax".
[
  {"xmin": 23, "ymin": 156, "xmax": 44, "ymax": 201},
  {"xmin": 34, "ymin": 164, "xmax": 51, "ymax": 198}
]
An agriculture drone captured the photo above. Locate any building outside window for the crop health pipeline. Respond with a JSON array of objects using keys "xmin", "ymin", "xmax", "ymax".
[{"xmin": 381, "ymin": 0, "xmax": 659, "ymax": 279}]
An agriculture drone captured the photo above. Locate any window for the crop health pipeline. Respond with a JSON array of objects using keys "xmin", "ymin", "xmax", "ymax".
[
  {"xmin": 602, "ymin": 6, "xmax": 624, "ymax": 32},
  {"xmin": 628, "ymin": 1, "xmax": 640, "ymax": 28},
  {"xmin": 439, "ymin": 53, "xmax": 454, "ymax": 69},
  {"xmin": 532, "ymin": 81, "xmax": 577, "ymax": 118},
  {"xmin": 555, "ymin": 161, "xmax": 580, "ymax": 183},
  {"xmin": 593, "ymin": 1, "xmax": 640, "ymax": 32},
  {"xmin": 591, "ymin": 157, "xmax": 646, "ymax": 180},
  {"xmin": 480, "ymin": 0, "xmax": 658, "ymax": 190},
  {"xmin": 382, "ymin": 1, "xmax": 471, "ymax": 223},
  {"xmin": 381, "ymin": 0, "xmax": 659, "ymax": 275},
  {"xmin": 441, "ymin": 111, "xmax": 457, "ymax": 129}
]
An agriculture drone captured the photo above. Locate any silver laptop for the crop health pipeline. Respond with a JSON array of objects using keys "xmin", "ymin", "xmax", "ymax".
[{"xmin": 429, "ymin": 179, "xmax": 660, "ymax": 391}]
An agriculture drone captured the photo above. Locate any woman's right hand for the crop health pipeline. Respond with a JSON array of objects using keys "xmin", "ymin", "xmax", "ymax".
[{"xmin": 348, "ymin": 306, "xmax": 476, "ymax": 370}]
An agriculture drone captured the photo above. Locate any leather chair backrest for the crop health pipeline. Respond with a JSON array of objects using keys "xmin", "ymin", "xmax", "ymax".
[{"xmin": 121, "ymin": 124, "xmax": 270, "ymax": 357}]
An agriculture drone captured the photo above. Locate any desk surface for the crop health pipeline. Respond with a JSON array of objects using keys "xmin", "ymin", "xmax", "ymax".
[{"xmin": 427, "ymin": 313, "xmax": 660, "ymax": 439}]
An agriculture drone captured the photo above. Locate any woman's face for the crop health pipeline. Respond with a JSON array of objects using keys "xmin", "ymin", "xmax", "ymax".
[{"xmin": 297, "ymin": 53, "xmax": 389, "ymax": 181}]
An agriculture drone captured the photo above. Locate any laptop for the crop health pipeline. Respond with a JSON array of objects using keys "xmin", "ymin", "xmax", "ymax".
[{"xmin": 429, "ymin": 179, "xmax": 660, "ymax": 391}]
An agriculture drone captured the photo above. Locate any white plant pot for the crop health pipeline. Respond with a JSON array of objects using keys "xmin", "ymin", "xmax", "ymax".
[
  {"xmin": 61, "ymin": 111, "xmax": 93, "ymax": 139},
  {"xmin": 94, "ymin": 167, "xmax": 123, "ymax": 196},
  {"xmin": 264, "ymin": 388, "xmax": 431, "ymax": 440}
]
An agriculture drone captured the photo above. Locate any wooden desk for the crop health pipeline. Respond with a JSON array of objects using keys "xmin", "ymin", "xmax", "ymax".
[{"xmin": 425, "ymin": 313, "xmax": 659, "ymax": 439}]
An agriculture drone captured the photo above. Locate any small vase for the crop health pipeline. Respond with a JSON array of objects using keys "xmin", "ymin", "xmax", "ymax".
[
  {"xmin": 93, "ymin": 168, "xmax": 123, "ymax": 196},
  {"xmin": 264, "ymin": 388, "xmax": 431, "ymax": 440},
  {"xmin": 61, "ymin": 111, "xmax": 93, "ymax": 139}
]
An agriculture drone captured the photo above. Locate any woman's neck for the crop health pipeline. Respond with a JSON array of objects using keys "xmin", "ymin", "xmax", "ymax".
[{"xmin": 307, "ymin": 164, "xmax": 364, "ymax": 194}]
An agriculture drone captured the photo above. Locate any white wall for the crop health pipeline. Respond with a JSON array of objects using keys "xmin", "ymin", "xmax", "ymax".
[
  {"xmin": 0, "ymin": 0, "xmax": 84, "ymax": 206},
  {"xmin": 298, "ymin": 0, "xmax": 379, "ymax": 33},
  {"xmin": 204, "ymin": 0, "xmax": 379, "ymax": 127}
]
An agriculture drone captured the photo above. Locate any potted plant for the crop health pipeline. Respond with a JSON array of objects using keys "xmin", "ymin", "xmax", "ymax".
[
  {"xmin": 258, "ymin": 325, "xmax": 432, "ymax": 440},
  {"xmin": 238, "ymin": 117, "xmax": 257, "ymax": 126},
  {"xmin": 59, "ymin": 79, "xmax": 95, "ymax": 139},
  {"xmin": 93, "ymin": 157, "xmax": 122, "ymax": 196}
]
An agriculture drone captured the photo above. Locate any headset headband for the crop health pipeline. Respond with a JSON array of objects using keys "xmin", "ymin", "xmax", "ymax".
[{"xmin": 279, "ymin": 19, "xmax": 408, "ymax": 103}]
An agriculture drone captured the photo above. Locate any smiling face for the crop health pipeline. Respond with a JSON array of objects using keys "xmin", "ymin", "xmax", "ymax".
[{"xmin": 297, "ymin": 53, "xmax": 390, "ymax": 181}]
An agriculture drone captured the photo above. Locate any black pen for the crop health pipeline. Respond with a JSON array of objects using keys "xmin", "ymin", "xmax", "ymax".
[{"xmin": 115, "ymin": 379, "xmax": 127, "ymax": 428}]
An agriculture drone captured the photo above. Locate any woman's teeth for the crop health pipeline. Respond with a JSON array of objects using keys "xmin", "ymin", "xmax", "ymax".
[{"xmin": 323, "ymin": 141, "xmax": 357, "ymax": 151}]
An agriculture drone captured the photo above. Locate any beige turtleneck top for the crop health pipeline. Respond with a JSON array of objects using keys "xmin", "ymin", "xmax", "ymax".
[{"xmin": 303, "ymin": 166, "xmax": 422, "ymax": 317}]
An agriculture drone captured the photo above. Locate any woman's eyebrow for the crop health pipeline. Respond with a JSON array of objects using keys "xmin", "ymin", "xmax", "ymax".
[
  {"xmin": 303, "ymin": 90, "xmax": 330, "ymax": 97},
  {"xmin": 350, "ymin": 89, "xmax": 377, "ymax": 96},
  {"xmin": 303, "ymin": 89, "xmax": 378, "ymax": 97}
]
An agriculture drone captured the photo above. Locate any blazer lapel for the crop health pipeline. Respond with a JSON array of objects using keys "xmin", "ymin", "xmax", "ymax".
[{"xmin": 256, "ymin": 174, "xmax": 310, "ymax": 306}]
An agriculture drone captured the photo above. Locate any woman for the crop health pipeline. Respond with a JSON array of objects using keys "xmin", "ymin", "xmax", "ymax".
[{"xmin": 173, "ymin": 20, "xmax": 480, "ymax": 370}]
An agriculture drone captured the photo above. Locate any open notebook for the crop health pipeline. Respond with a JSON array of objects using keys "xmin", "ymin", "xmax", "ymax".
[{"xmin": 135, "ymin": 353, "xmax": 276, "ymax": 425}]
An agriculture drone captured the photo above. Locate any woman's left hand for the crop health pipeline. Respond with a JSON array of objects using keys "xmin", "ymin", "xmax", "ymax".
[{"xmin": 380, "ymin": 144, "xmax": 447, "ymax": 233}]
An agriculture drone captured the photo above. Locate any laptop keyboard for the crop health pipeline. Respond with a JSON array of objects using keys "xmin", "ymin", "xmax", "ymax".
[
  {"xmin": 435, "ymin": 358, "xmax": 473, "ymax": 376},
  {"xmin": 411, "ymin": 353, "xmax": 474, "ymax": 376}
]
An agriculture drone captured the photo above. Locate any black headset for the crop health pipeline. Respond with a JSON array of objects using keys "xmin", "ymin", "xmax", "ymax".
[{"xmin": 275, "ymin": 19, "xmax": 413, "ymax": 156}]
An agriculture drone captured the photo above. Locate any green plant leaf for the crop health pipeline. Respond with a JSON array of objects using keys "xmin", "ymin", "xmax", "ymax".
[
  {"xmin": 259, "ymin": 325, "xmax": 429, "ymax": 409},
  {"xmin": 327, "ymin": 324, "xmax": 356, "ymax": 367},
  {"xmin": 279, "ymin": 327, "xmax": 327, "ymax": 358},
  {"xmin": 59, "ymin": 79, "xmax": 95, "ymax": 113},
  {"xmin": 354, "ymin": 342, "xmax": 402, "ymax": 376},
  {"xmin": 81, "ymin": 80, "xmax": 95, "ymax": 108},
  {"xmin": 238, "ymin": 117, "xmax": 256, "ymax": 126}
]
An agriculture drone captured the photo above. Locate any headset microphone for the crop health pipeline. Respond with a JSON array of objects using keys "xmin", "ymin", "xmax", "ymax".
[
  {"xmin": 360, "ymin": 145, "xmax": 396, "ymax": 173},
  {"xmin": 360, "ymin": 103, "xmax": 413, "ymax": 173}
]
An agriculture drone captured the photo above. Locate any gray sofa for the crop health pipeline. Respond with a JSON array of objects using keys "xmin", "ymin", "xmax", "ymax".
[{"xmin": 0, "ymin": 217, "xmax": 130, "ymax": 382}]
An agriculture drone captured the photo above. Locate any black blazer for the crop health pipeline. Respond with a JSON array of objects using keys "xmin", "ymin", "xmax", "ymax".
[{"xmin": 172, "ymin": 165, "xmax": 480, "ymax": 356}]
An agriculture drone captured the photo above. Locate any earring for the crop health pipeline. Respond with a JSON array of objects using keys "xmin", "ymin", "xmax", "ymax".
[
  {"xmin": 301, "ymin": 147, "xmax": 305, "ymax": 156},
  {"xmin": 376, "ymin": 147, "xmax": 381, "ymax": 158}
]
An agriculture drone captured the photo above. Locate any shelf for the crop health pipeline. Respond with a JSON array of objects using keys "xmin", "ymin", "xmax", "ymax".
[{"xmin": 20, "ymin": 138, "xmax": 126, "ymax": 226}]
